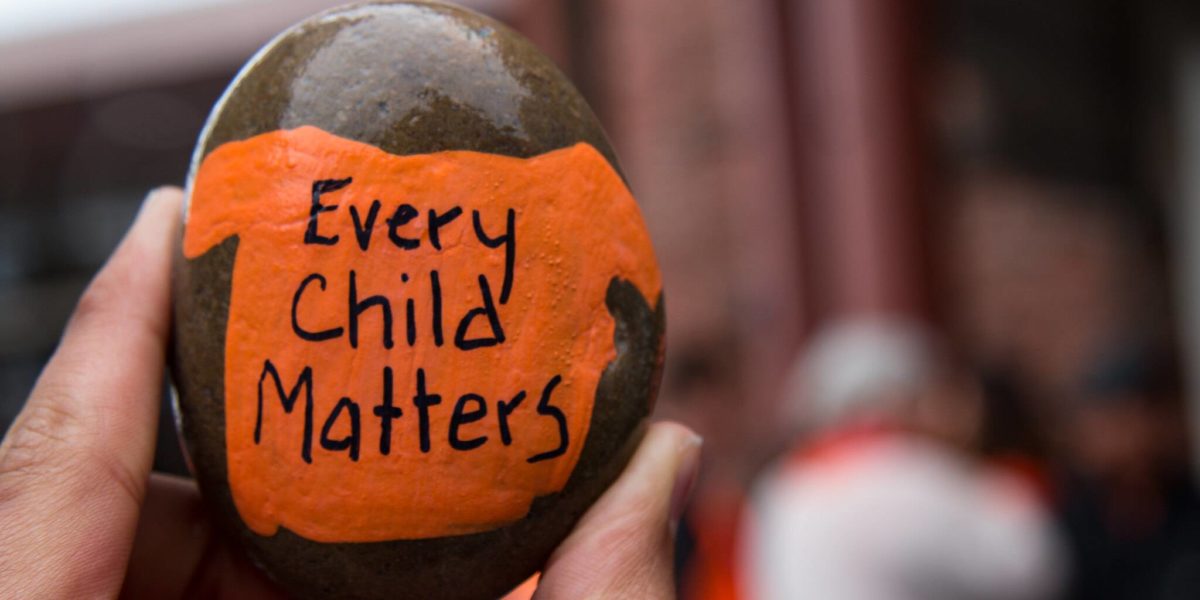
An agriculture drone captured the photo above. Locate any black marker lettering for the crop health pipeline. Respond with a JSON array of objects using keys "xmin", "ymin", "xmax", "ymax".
[
  {"xmin": 449, "ymin": 393, "xmax": 488, "ymax": 451},
  {"xmin": 413, "ymin": 368, "xmax": 442, "ymax": 453},
  {"xmin": 496, "ymin": 391, "xmax": 526, "ymax": 446},
  {"xmin": 400, "ymin": 273, "xmax": 416, "ymax": 346},
  {"xmin": 528, "ymin": 375, "xmax": 567, "ymax": 463},
  {"xmin": 472, "ymin": 208, "xmax": 515, "ymax": 304},
  {"xmin": 320, "ymin": 396, "xmax": 361, "ymax": 461},
  {"xmin": 306, "ymin": 178, "xmax": 350, "ymax": 246},
  {"xmin": 349, "ymin": 269, "xmax": 394, "ymax": 350},
  {"xmin": 349, "ymin": 199, "xmax": 382, "ymax": 251},
  {"xmin": 428, "ymin": 206, "xmax": 463, "ymax": 250},
  {"xmin": 454, "ymin": 274, "xmax": 506, "ymax": 350},
  {"xmin": 386, "ymin": 203, "xmax": 420, "ymax": 249},
  {"xmin": 373, "ymin": 366, "xmax": 402, "ymax": 455},
  {"xmin": 291, "ymin": 273, "xmax": 343, "ymax": 342},
  {"xmin": 430, "ymin": 270, "xmax": 444, "ymax": 347},
  {"xmin": 256, "ymin": 360, "xmax": 315, "ymax": 464}
]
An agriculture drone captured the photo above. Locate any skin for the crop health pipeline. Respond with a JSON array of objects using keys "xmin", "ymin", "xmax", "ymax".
[{"xmin": 0, "ymin": 187, "xmax": 701, "ymax": 599}]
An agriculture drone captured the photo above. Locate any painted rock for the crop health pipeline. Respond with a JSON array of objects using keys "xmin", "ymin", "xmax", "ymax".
[{"xmin": 168, "ymin": 2, "xmax": 664, "ymax": 599}]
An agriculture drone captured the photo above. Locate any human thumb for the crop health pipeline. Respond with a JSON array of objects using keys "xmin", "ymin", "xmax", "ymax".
[{"xmin": 534, "ymin": 422, "xmax": 702, "ymax": 599}]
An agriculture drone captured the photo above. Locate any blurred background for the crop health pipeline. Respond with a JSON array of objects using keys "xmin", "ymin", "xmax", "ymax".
[{"xmin": 5, "ymin": 0, "xmax": 1200, "ymax": 598}]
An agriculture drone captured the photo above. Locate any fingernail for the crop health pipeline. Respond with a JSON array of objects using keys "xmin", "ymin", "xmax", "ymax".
[
  {"xmin": 144, "ymin": 186, "xmax": 174, "ymax": 206},
  {"xmin": 134, "ymin": 186, "xmax": 176, "ymax": 222},
  {"xmin": 669, "ymin": 434, "xmax": 702, "ymax": 535}
]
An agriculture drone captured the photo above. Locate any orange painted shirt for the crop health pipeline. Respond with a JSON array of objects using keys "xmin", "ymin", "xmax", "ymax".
[{"xmin": 184, "ymin": 126, "xmax": 660, "ymax": 542}]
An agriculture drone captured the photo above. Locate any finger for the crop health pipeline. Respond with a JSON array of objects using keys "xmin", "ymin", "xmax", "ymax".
[
  {"xmin": 534, "ymin": 421, "xmax": 702, "ymax": 600},
  {"xmin": 120, "ymin": 474, "xmax": 285, "ymax": 600},
  {"xmin": 0, "ymin": 187, "xmax": 182, "ymax": 599}
]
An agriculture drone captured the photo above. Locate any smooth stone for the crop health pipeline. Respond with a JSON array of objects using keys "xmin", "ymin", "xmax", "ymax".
[{"xmin": 170, "ymin": 2, "xmax": 664, "ymax": 599}]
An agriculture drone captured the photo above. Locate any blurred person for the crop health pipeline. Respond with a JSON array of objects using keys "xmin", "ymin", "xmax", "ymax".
[
  {"xmin": 740, "ymin": 318, "xmax": 1064, "ymax": 600},
  {"xmin": 976, "ymin": 368, "xmax": 1054, "ymax": 502},
  {"xmin": 1058, "ymin": 342, "xmax": 1200, "ymax": 600}
]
